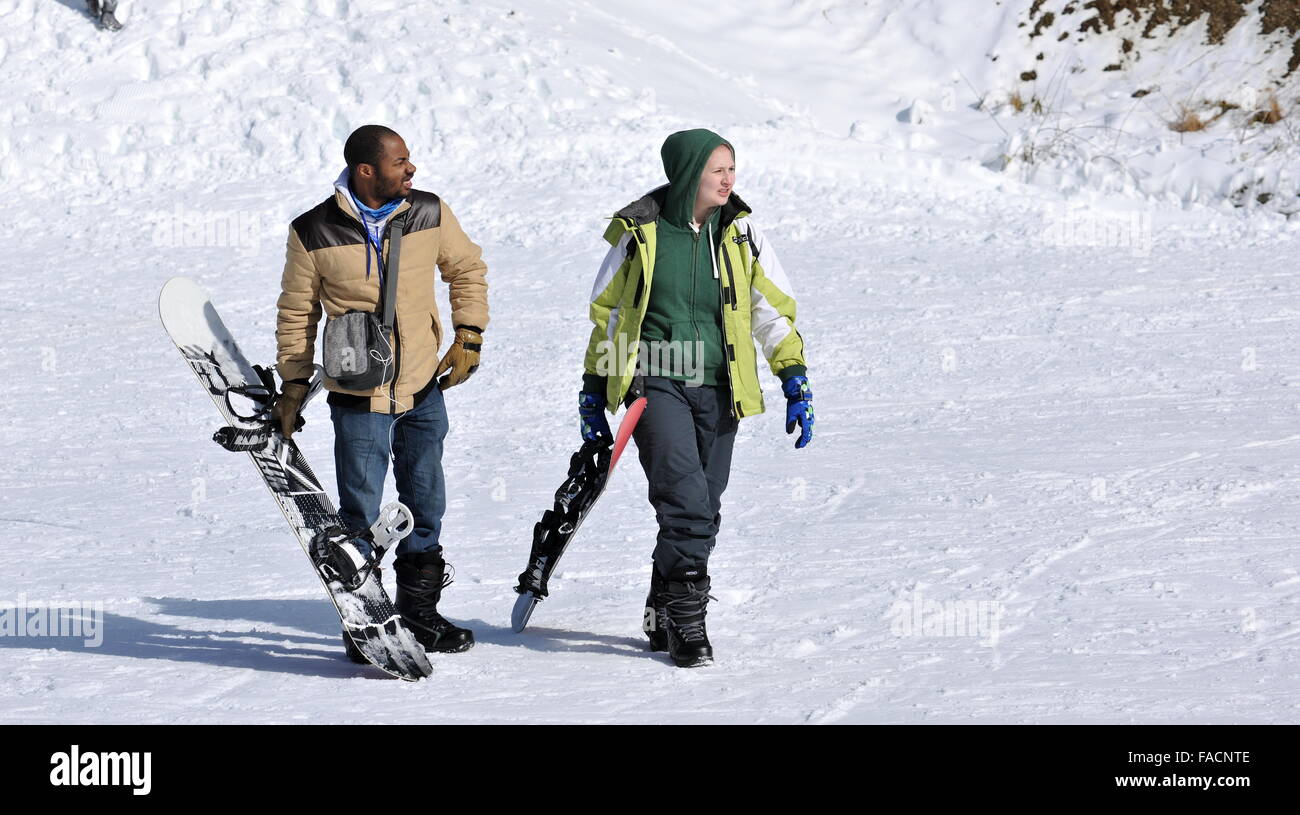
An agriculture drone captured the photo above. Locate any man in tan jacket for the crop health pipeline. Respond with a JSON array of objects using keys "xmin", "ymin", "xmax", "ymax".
[{"xmin": 273, "ymin": 124, "xmax": 489, "ymax": 658}]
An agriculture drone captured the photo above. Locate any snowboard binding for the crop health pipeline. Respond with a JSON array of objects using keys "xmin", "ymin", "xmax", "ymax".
[
  {"xmin": 310, "ymin": 502, "xmax": 415, "ymax": 591},
  {"xmin": 514, "ymin": 440, "xmax": 612, "ymax": 599},
  {"xmin": 212, "ymin": 365, "xmax": 324, "ymax": 452},
  {"xmin": 510, "ymin": 396, "xmax": 646, "ymax": 633},
  {"xmin": 311, "ymin": 526, "xmax": 380, "ymax": 592}
]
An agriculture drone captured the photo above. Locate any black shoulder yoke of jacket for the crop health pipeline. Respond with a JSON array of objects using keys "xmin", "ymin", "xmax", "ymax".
[{"xmin": 292, "ymin": 189, "xmax": 443, "ymax": 252}]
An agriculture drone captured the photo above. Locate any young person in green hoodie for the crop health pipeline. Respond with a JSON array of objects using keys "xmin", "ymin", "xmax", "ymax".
[{"xmin": 579, "ymin": 129, "xmax": 814, "ymax": 667}]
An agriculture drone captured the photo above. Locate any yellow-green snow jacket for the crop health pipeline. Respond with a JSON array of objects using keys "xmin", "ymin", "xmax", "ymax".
[{"xmin": 582, "ymin": 186, "xmax": 807, "ymax": 419}]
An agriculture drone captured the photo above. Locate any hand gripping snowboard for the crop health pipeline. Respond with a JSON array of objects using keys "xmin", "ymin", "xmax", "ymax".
[
  {"xmin": 159, "ymin": 277, "xmax": 433, "ymax": 681},
  {"xmin": 511, "ymin": 396, "xmax": 648, "ymax": 632}
]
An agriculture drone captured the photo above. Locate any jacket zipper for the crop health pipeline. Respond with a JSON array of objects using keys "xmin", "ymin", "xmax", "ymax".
[
  {"xmin": 692, "ymin": 227, "xmax": 701, "ymax": 359},
  {"xmin": 629, "ymin": 219, "xmax": 647, "ymax": 308},
  {"xmin": 721, "ymin": 240, "xmax": 738, "ymax": 311},
  {"xmin": 709, "ymin": 222, "xmax": 739, "ymax": 418},
  {"xmin": 632, "ymin": 269, "xmax": 645, "ymax": 308}
]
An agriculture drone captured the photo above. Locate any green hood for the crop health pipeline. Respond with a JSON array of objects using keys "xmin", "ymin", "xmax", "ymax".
[{"xmin": 660, "ymin": 128, "xmax": 732, "ymax": 228}]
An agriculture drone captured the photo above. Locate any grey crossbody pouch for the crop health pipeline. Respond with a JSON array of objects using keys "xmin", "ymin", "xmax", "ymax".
[{"xmin": 322, "ymin": 213, "xmax": 405, "ymax": 391}]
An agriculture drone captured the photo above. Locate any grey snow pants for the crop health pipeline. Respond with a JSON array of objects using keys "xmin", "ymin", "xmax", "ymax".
[{"xmin": 630, "ymin": 376, "xmax": 739, "ymax": 579}]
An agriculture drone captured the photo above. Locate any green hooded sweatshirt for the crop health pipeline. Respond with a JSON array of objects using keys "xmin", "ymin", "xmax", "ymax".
[{"xmin": 638, "ymin": 128, "xmax": 732, "ymax": 386}]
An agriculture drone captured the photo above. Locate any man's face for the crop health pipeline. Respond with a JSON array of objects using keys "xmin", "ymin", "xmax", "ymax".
[{"xmin": 364, "ymin": 134, "xmax": 417, "ymax": 199}]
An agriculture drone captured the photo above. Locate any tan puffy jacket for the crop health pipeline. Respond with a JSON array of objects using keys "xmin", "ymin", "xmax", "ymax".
[{"xmin": 276, "ymin": 183, "xmax": 489, "ymax": 413}]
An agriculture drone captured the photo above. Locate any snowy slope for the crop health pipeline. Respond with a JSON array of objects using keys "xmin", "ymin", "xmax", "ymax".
[{"xmin": 2, "ymin": 0, "xmax": 1299, "ymax": 723}]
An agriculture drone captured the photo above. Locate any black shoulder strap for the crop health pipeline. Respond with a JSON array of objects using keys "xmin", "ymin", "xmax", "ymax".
[{"xmin": 381, "ymin": 213, "xmax": 406, "ymax": 331}]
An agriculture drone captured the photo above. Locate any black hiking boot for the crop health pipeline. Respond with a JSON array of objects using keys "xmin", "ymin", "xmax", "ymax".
[
  {"xmin": 394, "ymin": 551, "xmax": 475, "ymax": 653},
  {"xmin": 90, "ymin": 0, "xmax": 122, "ymax": 30},
  {"xmin": 663, "ymin": 572, "xmax": 715, "ymax": 668}
]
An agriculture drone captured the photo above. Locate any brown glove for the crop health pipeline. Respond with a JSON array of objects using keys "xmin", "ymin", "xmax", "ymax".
[
  {"xmin": 435, "ymin": 326, "xmax": 483, "ymax": 391},
  {"xmin": 272, "ymin": 380, "xmax": 310, "ymax": 439}
]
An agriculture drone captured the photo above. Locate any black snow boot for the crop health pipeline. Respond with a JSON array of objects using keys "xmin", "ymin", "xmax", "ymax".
[
  {"xmin": 92, "ymin": 0, "xmax": 122, "ymax": 31},
  {"xmin": 662, "ymin": 572, "xmax": 715, "ymax": 668},
  {"xmin": 342, "ymin": 566, "xmax": 382, "ymax": 664},
  {"xmin": 643, "ymin": 568, "xmax": 668, "ymax": 652},
  {"xmin": 394, "ymin": 551, "xmax": 474, "ymax": 653}
]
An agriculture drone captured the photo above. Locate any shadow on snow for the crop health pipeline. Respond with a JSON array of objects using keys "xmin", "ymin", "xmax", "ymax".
[{"xmin": 0, "ymin": 596, "xmax": 399, "ymax": 680}]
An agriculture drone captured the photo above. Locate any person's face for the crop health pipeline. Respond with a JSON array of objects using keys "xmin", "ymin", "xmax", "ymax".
[
  {"xmin": 363, "ymin": 134, "xmax": 417, "ymax": 199},
  {"xmin": 695, "ymin": 144, "xmax": 735, "ymax": 212}
]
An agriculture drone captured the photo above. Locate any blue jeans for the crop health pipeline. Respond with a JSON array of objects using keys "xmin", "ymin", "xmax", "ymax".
[{"xmin": 329, "ymin": 387, "xmax": 448, "ymax": 558}]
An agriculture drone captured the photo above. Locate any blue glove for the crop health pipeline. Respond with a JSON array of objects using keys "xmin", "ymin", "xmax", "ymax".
[
  {"xmin": 579, "ymin": 391, "xmax": 612, "ymax": 443},
  {"xmin": 782, "ymin": 376, "xmax": 813, "ymax": 449}
]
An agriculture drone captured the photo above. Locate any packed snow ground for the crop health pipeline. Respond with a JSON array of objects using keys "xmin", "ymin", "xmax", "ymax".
[{"xmin": 1, "ymin": 0, "xmax": 1299, "ymax": 723}]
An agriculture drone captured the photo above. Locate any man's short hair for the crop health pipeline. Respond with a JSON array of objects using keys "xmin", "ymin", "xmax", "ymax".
[{"xmin": 344, "ymin": 125, "xmax": 400, "ymax": 171}]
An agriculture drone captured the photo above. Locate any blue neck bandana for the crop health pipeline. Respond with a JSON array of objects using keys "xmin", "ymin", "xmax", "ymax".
[
  {"xmin": 354, "ymin": 196, "xmax": 401, "ymax": 220},
  {"xmin": 346, "ymin": 186, "xmax": 403, "ymax": 280}
]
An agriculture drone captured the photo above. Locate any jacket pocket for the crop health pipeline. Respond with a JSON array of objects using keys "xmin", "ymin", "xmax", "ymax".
[{"xmin": 430, "ymin": 312, "xmax": 443, "ymax": 351}]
